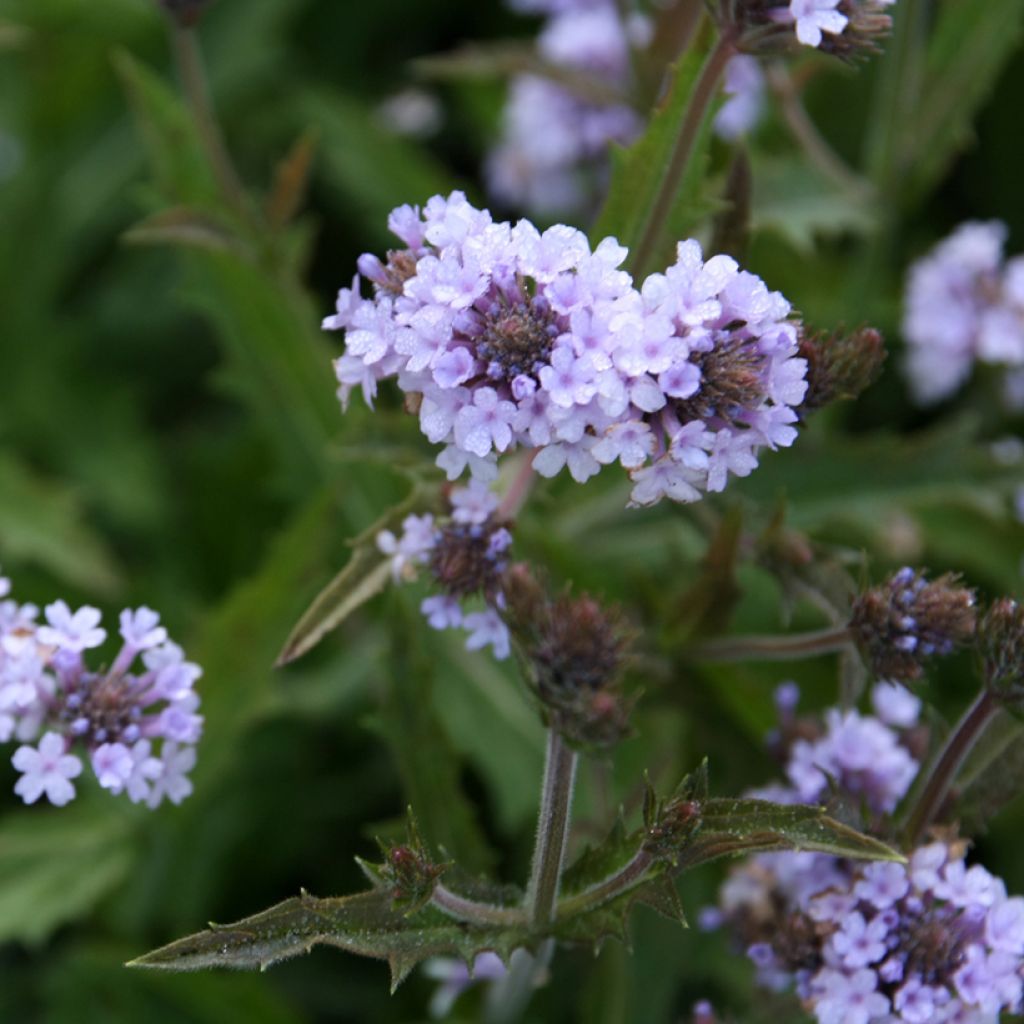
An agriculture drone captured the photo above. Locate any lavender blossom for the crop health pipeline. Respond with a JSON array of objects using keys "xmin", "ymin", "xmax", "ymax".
[
  {"xmin": 903, "ymin": 221, "xmax": 1024, "ymax": 404},
  {"xmin": 377, "ymin": 482, "xmax": 513, "ymax": 660},
  {"xmin": 714, "ymin": 56, "xmax": 766, "ymax": 141},
  {"xmin": 487, "ymin": 1, "xmax": 645, "ymax": 217},
  {"xmin": 422, "ymin": 951, "xmax": 507, "ymax": 1018},
  {"xmin": 712, "ymin": 685, "xmax": 1024, "ymax": 1024},
  {"xmin": 326, "ymin": 193, "xmax": 808, "ymax": 508},
  {"xmin": 0, "ymin": 572, "xmax": 202, "ymax": 808}
]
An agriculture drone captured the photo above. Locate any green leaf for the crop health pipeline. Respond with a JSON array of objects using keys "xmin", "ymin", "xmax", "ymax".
[
  {"xmin": 751, "ymin": 156, "xmax": 875, "ymax": 254},
  {"xmin": 123, "ymin": 206, "xmax": 245, "ymax": 254},
  {"xmin": 127, "ymin": 890, "xmax": 529, "ymax": 992},
  {"xmin": 591, "ymin": 47, "xmax": 720, "ymax": 270},
  {"xmin": 906, "ymin": 0, "xmax": 1024, "ymax": 202},
  {"xmin": 276, "ymin": 481, "xmax": 438, "ymax": 666},
  {"xmin": 0, "ymin": 800, "xmax": 136, "ymax": 945},
  {"xmin": 678, "ymin": 798, "xmax": 904, "ymax": 868},
  {"xmin": 0, "ymin": 450, "xmax": 121, "ymax": 594}
]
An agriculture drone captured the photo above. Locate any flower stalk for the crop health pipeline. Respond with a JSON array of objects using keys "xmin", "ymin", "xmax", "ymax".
[
  {"xmin": 903, "ymin": 688, "xmax": 1000, "ymax": 846},
  {"xmin": 693, "ymin": 624, "xmax": 855, "ymax": 662},
  {"xmin": 169, "ymin": 22, "xmax": 245, "ymax": 211},
  {"xmin": 527, "ymin": 729, "xmax": 579, "ymax": 929}
]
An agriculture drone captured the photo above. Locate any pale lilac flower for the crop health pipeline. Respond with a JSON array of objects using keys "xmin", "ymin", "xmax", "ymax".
[
  {"xmin": 789, "ymin": 0, "xmax": 848, "ymax": 47},
  {"xmin": 118, "ymin": 607, "xmax": 168, "ymax": 651},
  {"xmin": 870, "ymin": 680, "xmax": 921, "ymax": 728},
  {"xmin": 12, "ymin": 732, "xmax": 83, "ymax": 806},
  {"xmin": 147, "ymin": 742, "xmax": 196, "ymax": 808},
  {"xmin": 714, "ymin": 56, "xmax": 765, "ymax": 140},
  {"xmin": 463, "ymin": 609, "xmax": 511, "ymax": 660},
  {"xmin": 37, "ymin": 601, "xmax": 106, "ymax": 652},
  {"xmin": 422, "ymin": 951, "xmax": 507, "ymax": 1018},
  {"xmin": 903, "ymin": 221, "xmax": 1024, "ymax": 404},
  {"xmin": 91, "ymin": 742, "xmax": 134, "ymax": 792}
]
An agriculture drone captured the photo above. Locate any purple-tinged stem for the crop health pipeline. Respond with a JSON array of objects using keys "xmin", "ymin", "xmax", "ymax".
[
  {"xmin": 904, "ymin": 689, "xmax": 999, "ymax": 846},
  {"xmin": 430, "ymin": 883, "xmax": 525, "ymax": 927},
  {"xmin": 693, "ymin": 624, "xmax": 855, "ymax": 662}
]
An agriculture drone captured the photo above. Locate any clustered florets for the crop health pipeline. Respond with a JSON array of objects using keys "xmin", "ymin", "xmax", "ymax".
[
  {"xmin": 0, "ymin": 571, "xmax": 201, "ymax": 809},
  {"xmin": 487, "ymin": 0, "xmax": 646, "ymax": 216},
  {"xmin": 326, "ymin": 192, "xmax": 808, "ymax": 508},
  {"xmin": 710, "ymin": 683, "xmax": 1024, "ymax": 1024},
  {"xmin": 377, "ymin": 481, "xmax": 513, "ymax": 659},
  {"xmin": 849, "ymin": 567, "xmax": 978, "ymax": 684},
  {"xmin": 903, "ymin": 220, "xmax": 1024, "ymax": 406}
]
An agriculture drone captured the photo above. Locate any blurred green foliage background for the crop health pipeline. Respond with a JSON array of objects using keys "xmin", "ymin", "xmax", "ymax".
[{"xmin": 0, "ymin": 0, "xmax": 1022, "ymax": 1020}]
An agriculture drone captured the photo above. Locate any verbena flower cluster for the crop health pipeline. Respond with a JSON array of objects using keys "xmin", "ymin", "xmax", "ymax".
[
  {"xmin": 903, "ymin": 220, "xmax": 1024, "ymax": 405},
  {"xmin": 377, "ymin": 481, "xmax": 513, "ymax": 659},
  {"xmin": 0, "ymin": 572, "xmax": 202, "ymax": 808},
  {"xmin": 711, "ymin": 683, "xmax": 1024, "ymax": 1023},
  {"xmin": 849, "ymin": 567, "xmax": 978, "ymax": 684},
  {"xmin": 487, "ymin": 0, "xmax": 646, "ymax": 216},
  {"xmin": 325, "ymin": 192, "xmax": 808, "ymax": 508}
]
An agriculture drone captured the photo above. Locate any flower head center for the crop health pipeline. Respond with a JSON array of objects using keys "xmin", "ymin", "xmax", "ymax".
[{"xmin": 476, "ymin": 297, "xmax": 559, "ymax": 383}]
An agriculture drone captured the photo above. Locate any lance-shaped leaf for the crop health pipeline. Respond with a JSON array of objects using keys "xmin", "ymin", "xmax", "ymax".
[
  {"xmin": 677, "ymin": 798, "xmax": 903, "ymax": 869},
  {"xmin": 276, "ymin": 481, "xmax": 439, "ymax": 665},
  {"xmin": 127, "ymin": 890, "xmax": 531, "ymax": 992},
  {"xmin": 591, "ymin": 47, "xmax": 720, "ymax": 272}
]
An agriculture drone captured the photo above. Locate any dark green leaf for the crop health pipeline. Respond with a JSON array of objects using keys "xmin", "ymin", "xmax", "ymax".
[{"xmin": 128, "ymin": 890, "xmax": 529, "ymax": 992}]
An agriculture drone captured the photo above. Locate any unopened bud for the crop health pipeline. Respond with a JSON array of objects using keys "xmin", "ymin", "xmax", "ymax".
[
  {"xmin": 158, "ymin": 0, "xmax": 211, "ymax": 27},
  {"xmin": 798, "ymin": 326, "xmax": 886, "ymax": 412},
  {"xmin": 504, "ymin": 571, "xmax": 633, "ymax": 749},
  {"xmin": 979, "ymin": 598, "xmax": 1024, "ymax": 710},
  {"xmin": 371, "ymin": 812, "xmax": 448, "ymax": 913},
  {"xmin": 849, "ymin": 567, "xmax": 977, "ymax": 682},
  {"xmin": 644, "ymin": 798, "xmax": 703, "ymax": 862}
]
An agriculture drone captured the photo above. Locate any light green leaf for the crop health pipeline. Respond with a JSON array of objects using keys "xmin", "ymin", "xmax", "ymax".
[
  {"xmin": 0, "ymin": 800, "xmax": 136, "ymax": 945},
  {"xmin": 0, "ymin": 450, "xmax": 121, "ymax": 594},
  {"xmin": 276, "ymin": 481, "xmax": 438, "ymax": 666},
  {"xmin": 678, "ymin": 798, "xmax": 904, "ymax": 868}
]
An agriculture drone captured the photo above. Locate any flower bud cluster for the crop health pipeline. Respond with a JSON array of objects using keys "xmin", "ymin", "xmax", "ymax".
[
  {"xmin": 0, "ymin": 571, "xmax": 202, "ymax": 809},
  {"xmin": 721, "ymin": 0, "xmax": 895, "ymax": 57},
  {"xmin": 488, "ymin": 0, "xmax": 646, "ymax": 216},
  {"xmin": 377, "ymin": 481, "xmax": 513, "ymax": 660},
  {"xmin": 326, "ymin": 192, "xmax": 808, "ymax": 509},
  {"xmin": 710, "ymin": 685, "xmax": 1024, "ymax": 1023},
  {"xmin": 849, "ymin": 568, "xmax": 978, "ymax": 683},
  {"xmin": 979, "ymin": 597, "xmax": 1024, "ymax": 710},
  {"xmin": 502, "ymin": 567, "xmax": 632, "ymax": 749},
  {"xmin": 904, "ymin": 221, "xmax": 1024, "ymax": 405},
  {"xmin": 797, "ymin": 325, "xmax": 887, "ymax": 412}
]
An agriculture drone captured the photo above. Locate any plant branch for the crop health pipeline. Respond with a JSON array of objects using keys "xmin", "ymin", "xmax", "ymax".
[
  {"xmin": 904, "ymin": 688, "xmax": 1000, "ymax": 846},
  {"xmin": 169, "ymin": 23, "xmax": 246, "ymax": 211},
  {"xmin": 692, "ymin": 624, "xmax": 855, "ymax": 662},
  {"xmin": 430, "ymin": 883, "xmax": 526, "ymax": 928},
  {"xmin": 557, "ymin": 848, "xmax": 654, "ymax": 918},
  {"xmin": 628, "ymin": 32, "xmax": 736, "ymax": 279}
]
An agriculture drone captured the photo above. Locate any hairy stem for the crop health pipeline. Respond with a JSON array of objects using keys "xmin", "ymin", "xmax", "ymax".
[
  {"xmin": 169, "ymin": 23, "xmax": 245, "ymax": 210},
  {"xmin": 498, "ymin": 450, "xmax": 538, "ymax": 519},
  {"xmin": 528, "ymin": 729, "xmax": 578, "ymax": 928},
  {"xmin": 628, "ymin": 32, "xmax": 736, "ymax": 279},
  {"xmin": 693, "ymin": 624, "xmax": 855, "ymax": 662},
  {"xmin": 904, "ymin": 689, "xmax": 999, "ymax": 846},
  {"xmin": 430, "ymin": 883, "xmax": 526, "ymax": 928},
  {"xmin": 558, "ymin": 848, "xmax": 654, "ymax": 918}
]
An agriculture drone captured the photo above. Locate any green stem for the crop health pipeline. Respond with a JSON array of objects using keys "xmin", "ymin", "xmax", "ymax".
[
  {"xmin": 169, "ymin": 23, "xmax": 246, "ymax": 211},
  {"xmin": 904, "ymin": 689, "xmax": 999, "ymax": 846},
  {"xmin": 527, "ymin": 729, "xmax": 578, "ymax": 928},
  {"xmin": 628, "ymin": 32, "xmax": 736, "ymax": 279},
  {"xmin": 693, "ymin": 624, "xmax": 855, "ymax": 662},
  {"xmin": 430, "ymin": 883, "xmax": 526, "ymax": 928}
]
